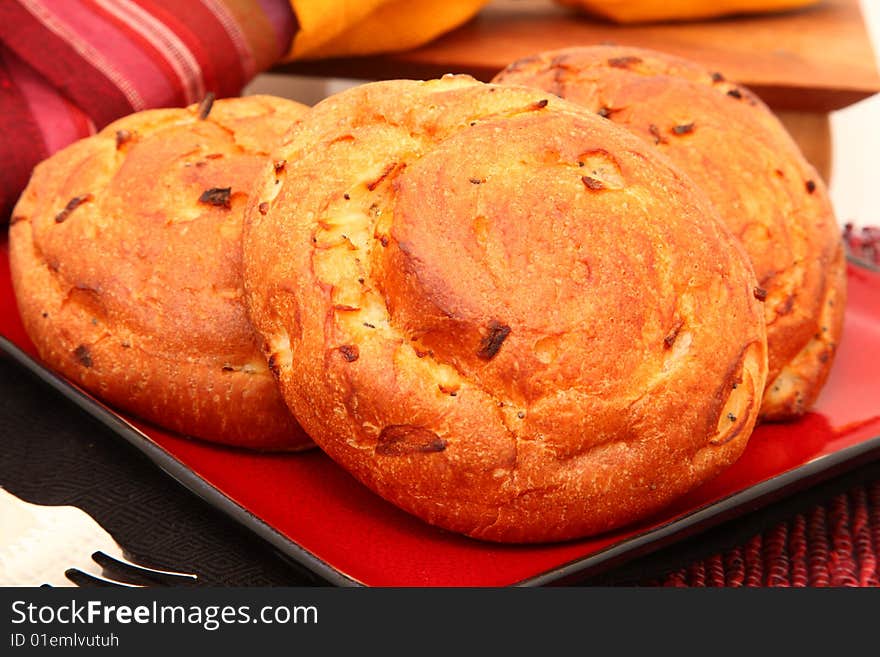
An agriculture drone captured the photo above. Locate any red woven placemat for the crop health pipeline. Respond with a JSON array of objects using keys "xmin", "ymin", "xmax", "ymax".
[{"xmin": 642, "ymin": 479, "xmax": 880, "ymax": 587}]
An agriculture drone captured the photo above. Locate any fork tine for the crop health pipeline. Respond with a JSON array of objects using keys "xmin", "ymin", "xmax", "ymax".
[
  {"xmin": 92, "ymin": 551, "xmax": 198, "ymax": 586},
  {"xmin": 65, "ymin": 568, "xmax": 143, "ymax": 588}
]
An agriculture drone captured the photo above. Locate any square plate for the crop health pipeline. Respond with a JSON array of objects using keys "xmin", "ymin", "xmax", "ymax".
[{"xmin": 2, "ymin": 237, "xmax": 879, "ymax": 586}]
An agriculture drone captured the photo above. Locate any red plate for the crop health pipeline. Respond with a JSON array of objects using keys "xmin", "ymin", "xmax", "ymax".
[{"xmin": 2, "ymin": 236, "xmax": 880, "ymax": 586}]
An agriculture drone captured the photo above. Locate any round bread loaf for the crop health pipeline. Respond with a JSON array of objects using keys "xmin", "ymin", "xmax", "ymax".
[
  {"xmin": 243, "ymin": 76, "xmax": 768, "ymax": 542},
  {"xmin": 494, "ymin": 46, "xmax": 846, "ymax": 421},
  {"xmin": 9, "ymin": 95, "xmax": 312, "ymax": 450}
]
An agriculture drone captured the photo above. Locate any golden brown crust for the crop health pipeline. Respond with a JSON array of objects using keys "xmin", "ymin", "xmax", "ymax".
[
  {"xmin": 243, "ymin": 76, "xmax": 767, "ymax": 542},
  {"xmin": 493, "ymin": 46, "xmax": 846, "ymax": 421},
  {"xmin": 9, "ymin": 95, "xmax": 312, "ymax": 450}
]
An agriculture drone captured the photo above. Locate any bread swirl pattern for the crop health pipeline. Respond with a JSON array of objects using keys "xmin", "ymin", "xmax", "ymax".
[
  {"xmin": 494, "ymin": 46, "xmax": 846, "ymax": 421},
  {"xmin": 244, "ymin": 77, "xmax": 768, "ymax": 542},
  {"xmin": 9, "ymin": 96, "xmax": 312, "ymax": 450}
]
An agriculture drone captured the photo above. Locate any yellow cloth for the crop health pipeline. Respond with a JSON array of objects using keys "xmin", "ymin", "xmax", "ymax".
[{"xmin": 285, "ymin": 0, "xmax": 489, "ymax": 60}]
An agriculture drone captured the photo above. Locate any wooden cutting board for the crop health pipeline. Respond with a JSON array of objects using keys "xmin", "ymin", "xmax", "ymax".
[{"xmin": 275, "ymin": 0, "xmax": 880, "ymax": 113}]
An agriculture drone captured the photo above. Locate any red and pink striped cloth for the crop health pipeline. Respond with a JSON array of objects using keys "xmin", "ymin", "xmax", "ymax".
[{"xmin": 0, "ymin": 0, "xmax": 298, "ymax": 220}]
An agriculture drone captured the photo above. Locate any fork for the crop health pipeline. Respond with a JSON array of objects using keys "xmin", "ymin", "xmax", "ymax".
[{"xmin": 0, "ymin": 487, "xmax": 197, "ymax": 587}]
